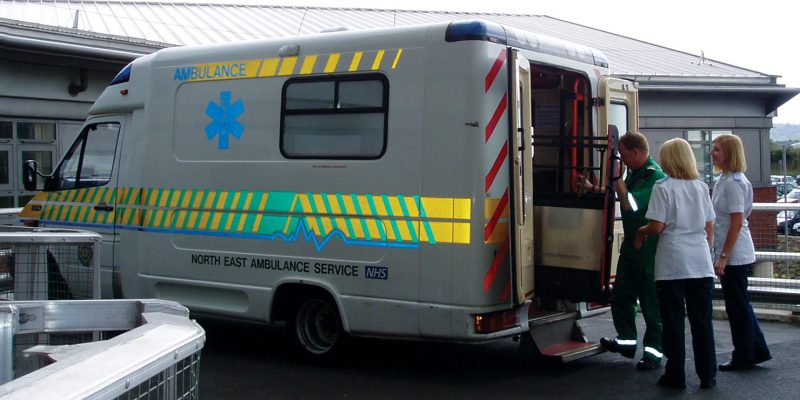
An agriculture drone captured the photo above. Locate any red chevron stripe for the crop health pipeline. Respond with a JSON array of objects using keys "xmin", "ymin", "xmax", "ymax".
[
  {"xmin": 484, "ymin": 235, "xmax": 510, "ymax": 292},
  {"xmin": 485, "ymin": 140, "xmax": 509, "ymax": 192},
  {"xmin": 484, "ymin": 188, "xmax": 509, "ymax": 242},
  {"xmin": 485, "ymin": 95, "xmax": 507, "ymax": 143},
  {"xmin": 485, "ymin": 49, "xmax": 507, "ymax": 93}
]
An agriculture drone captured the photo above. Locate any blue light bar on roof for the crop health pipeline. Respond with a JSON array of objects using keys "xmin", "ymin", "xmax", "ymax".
[
  {"xmin": 445, "ymin": 20, "xmax": 507, "ymax": 44},
  {"xmin": 110, "ymin": 64, "xmax": 131, "ymax": 85}
]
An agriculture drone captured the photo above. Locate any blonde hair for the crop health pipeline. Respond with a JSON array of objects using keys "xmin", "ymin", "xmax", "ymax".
[
  {"xmin": 659, "ymin": 138, "xmax": 699, "ymax": 180},
  {"xmin": 713, "ymin": 134, "xmax": 747, "ymax": 173}
]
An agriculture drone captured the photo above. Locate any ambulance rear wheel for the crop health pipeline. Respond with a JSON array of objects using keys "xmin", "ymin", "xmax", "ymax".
[{"xmin": 291, "ymin": 297, "xmax": 345, "ymax": 361}]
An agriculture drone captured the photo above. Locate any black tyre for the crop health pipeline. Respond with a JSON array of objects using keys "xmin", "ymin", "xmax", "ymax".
[{"xmin": 290, "ymin": 297, "xmax": 345, "ymax": 361}]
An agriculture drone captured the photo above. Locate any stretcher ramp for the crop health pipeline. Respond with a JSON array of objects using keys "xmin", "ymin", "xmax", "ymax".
[{"xmin": 0, "ymin": 299, "xmax": 205, "ymax": 400}]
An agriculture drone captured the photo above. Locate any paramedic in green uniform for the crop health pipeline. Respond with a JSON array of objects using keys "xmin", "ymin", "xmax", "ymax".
[{"xmin": 601, "ymin": 131, "xmax": 666, "ymax": 370}]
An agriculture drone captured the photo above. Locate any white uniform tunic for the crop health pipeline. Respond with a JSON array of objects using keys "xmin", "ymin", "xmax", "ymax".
[
  {"xmin": 645, "ymin": 177, "xmax": 716, "ymax": 281},
  {"xmin": 712, "ymin": 172, "xmax": 756, "ymax": 265}
]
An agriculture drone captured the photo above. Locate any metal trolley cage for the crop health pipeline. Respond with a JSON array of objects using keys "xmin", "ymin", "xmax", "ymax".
[
  {"xmin": 1, "ymin": 299, "xmax": 206, "ymax": 400},
  {"xmin": 0, "ymin": 226, "xmax": 102, "ymax": 301}
]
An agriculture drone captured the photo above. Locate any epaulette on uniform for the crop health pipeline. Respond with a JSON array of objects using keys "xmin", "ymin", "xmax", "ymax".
[{"xmin": 732, "ymin": 172, "xmax": 743, "ymax": 181}]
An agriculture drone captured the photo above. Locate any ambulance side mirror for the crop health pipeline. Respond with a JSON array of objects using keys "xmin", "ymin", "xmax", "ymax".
[{"xmin": 23, "ymin": 160, "xmax": 39, "ymax": 191}]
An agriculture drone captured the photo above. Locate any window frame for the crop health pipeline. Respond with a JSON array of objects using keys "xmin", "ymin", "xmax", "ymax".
[
  {"xmin": 45, "ymin": 122, "xmax": 120, "ymax": 191},
  {"xmin": 280, "ymin": 73, "xmax": 389, "ymax": 160}
]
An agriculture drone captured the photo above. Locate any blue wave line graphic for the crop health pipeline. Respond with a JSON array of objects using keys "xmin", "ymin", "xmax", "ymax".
[{"xmin": 42, "ymin": 217, "xmax": 419, "ymax": 252}]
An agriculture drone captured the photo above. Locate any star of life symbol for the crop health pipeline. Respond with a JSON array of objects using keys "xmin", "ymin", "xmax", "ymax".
[{"xmin": 205, "ymin": 91, "xmax": 245, "ymax": 150}]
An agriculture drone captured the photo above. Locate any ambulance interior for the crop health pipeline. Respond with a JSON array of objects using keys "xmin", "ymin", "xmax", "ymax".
[{"xmin": 529, "ymin": 64, "xmax": 614, "ymax": 302}]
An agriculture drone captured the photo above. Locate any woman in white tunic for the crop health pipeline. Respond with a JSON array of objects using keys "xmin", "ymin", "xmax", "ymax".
[
  {"xmin": 710, "ymin": 134, "xmax": 771, "ymax": 371},
  {"xmin": 634, "ymin": 138, "xmax": 717, "ymax": 389}
]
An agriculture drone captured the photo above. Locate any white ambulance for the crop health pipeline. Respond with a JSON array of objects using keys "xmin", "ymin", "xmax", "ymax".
[{"xmin": 20, "ymin": 20, "xmax": 635, "ymax": 361}]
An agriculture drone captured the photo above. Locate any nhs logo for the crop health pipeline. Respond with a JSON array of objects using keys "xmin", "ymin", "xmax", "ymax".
[{"xmin": 365, "ymin": 266, "xmax": 388, "ymax": 280}]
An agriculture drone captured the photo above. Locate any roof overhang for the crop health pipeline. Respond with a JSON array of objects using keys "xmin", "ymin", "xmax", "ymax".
[{"xmin": 618, "ymin": 75, "xmax": 800, "ymax": 116}]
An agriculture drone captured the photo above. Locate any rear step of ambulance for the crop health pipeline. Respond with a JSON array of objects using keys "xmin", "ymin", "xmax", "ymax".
[{"xmin": 522, "ymin": 310, "xmax": 604, "ymax": 363}]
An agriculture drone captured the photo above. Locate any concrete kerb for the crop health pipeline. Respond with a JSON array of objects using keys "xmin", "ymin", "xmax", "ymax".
[{"xmin": 713, "ymin": 306, "xmax": 800, "ymax": 325}]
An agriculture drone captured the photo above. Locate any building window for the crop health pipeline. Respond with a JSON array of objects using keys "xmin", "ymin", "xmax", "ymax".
[
  {"xmin": 687, "ymin": 130, "xmax": 731, "ymax": 185},
  {"xmin": 281, "ymin": 74, "xmax": 388, "ymax": 159},
  {"xmin": 17, "ymin": 122, "xmax": 56, "ymax": 141},
  {"xmin": 0, "ymin": 122, "xmax": 11, "ymax": 140}
]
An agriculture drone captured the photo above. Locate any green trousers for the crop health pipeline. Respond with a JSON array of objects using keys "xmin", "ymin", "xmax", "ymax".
[{"xmin": 611, "ymin": 252, "xmax": 663, "ymax": 361}]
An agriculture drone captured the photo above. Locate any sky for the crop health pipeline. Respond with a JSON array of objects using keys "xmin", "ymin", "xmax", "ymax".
[{"xmin": 244, "ymin": 0, "xmax": 799, "ymax": 124}]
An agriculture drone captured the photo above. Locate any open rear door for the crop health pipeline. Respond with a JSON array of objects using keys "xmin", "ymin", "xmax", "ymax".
[
  {"xmin": 597, "ymin": 77, "xmax": 639, "ymax": 291},
  {"xmin": 509, "ymin": 50, "xmax": 535, "ymax": 304}
]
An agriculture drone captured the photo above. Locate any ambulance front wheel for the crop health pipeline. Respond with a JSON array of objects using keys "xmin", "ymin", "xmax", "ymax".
[{"xmin": 291, "ymin": 296, "xmax": 346, "ymax": 361}]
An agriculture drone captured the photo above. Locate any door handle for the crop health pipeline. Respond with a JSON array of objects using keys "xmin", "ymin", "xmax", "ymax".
[{"xmin": 94, "ymin": 204, "xmax": 114, "ymax": 212}]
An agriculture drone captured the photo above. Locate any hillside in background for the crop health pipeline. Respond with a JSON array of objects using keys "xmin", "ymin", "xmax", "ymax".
[{"xmin": 771, "ymin": 123, "xmax": 800, "ymax": 144}]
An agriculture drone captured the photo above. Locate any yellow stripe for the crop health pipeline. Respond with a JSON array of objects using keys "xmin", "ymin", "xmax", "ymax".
[
  {"xmin": 328, "ymin": 194, "xmax": 342, "ymax": 214},
  {"xmin": 229, "ymin": 192, "xmax": 241, "ymax": 210},
  {"xmin": 485, "ymin": 222, "xmax": 508, "ymax": 244},
  {"xmin": 372, "ymin": 50, "xmax": 385, "ymax": 70},
  {"xmin": 321, "ymin": 217, "xmax": 333, "ymax": 235},
  {"xmin": 279, "ymin": 57, "xmax": 297, "ymax": 76},
  {"xmin": 392, "ymin": 48, "xmax": 403, "ymax": 69},
  {"xmin": 349, "ymin": 52, "xmax": 363, "ymax": 72},
  {"xmin": 242, "ymin": 192, "xmax": 254, "ymax": 210},
  {"xmin": 324, "ymin": 53, "xmax": 340, "ymax": 73},
  {"xmin": 342, "ymin": 196, "xmax": 356, "ymax": 214},
  {"xmin": 404, "ymin": 197, "xmax": 419, "ymax": 217},
  {"xmin": 429, "ymin": 222, "xmax": 452, "ymax": 242},
  {"xmin": 259, "ymin": 58, "xmax": 280, "ymax": 77},
  {"xmin": 300, "ymin": 55, "xmax": 317, "ymax": 74},
  {"xmin": 352, "ymin": 218, "xmax": 365, "ymax": 239},
  {"xmin": 224, "ymin": 212, "xmax": 237, "ymax": 231},
  {"xmin": 211, "ymin": 213, "xmax": 223, "ymax": 230},
  {"xmin": 453, "ymin": 222, "xmax": 471, "ymax": 244},
  {"xmin": 253, "ymin": 213, "xmax": 264, "ymax": 233},
  {"xmin": 454, "ymin": 198, "xmax": 471, "ymax": 220},
  {"xmin": 204, "ymin": 192, "xmax": 218, "ymax": 209},
  {"xmin": 388, "ymin": 197, "xmax": 403, "ymax": 216},
  {"xmin": 312, "ymin": 194, "xmax": 326, "ymax": 213},
  {"xmin": 357, "ymin": 196, "xmax": 372, "ymax": 216},
  {"xmin": 298, "ymin": 194, "xmax": 311, "ymax": 213},
  {"xmin": 237, "ymin": 213, "xmax": 248, "ymax": 232},
  {"xmin": 420, "ymin": 198, "xmax": 453, "ymax": 219},
  {"xmin": 397, "ymin": 220, "xmax": 411, "ymax": 241},
  {"xmin": 374, "ymin": 198, "xmax": 388, "ymax": 216},
  {"xmin": 367, "ymin": 219, "xmax": 382, "ymax": 240},
  {"xmin": 485, "ymin": 198, "xmax": 510, "ymax": 219}
]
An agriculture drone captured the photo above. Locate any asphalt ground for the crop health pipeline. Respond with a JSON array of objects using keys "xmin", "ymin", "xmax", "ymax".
[{"xmin": 198, "ymin": 307, "xmax": 799, "ymax": 399}]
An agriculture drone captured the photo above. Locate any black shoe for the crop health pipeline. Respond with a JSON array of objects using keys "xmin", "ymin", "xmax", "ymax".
[
  {"xmin": 719, "ymin": 360, "xmax": 755, "ymax": 371},
  {"xmin": 700, "ymin": 378, "xmax": 717, "ymax": 389},
  {"xmin": 657, "ymin": 375, "xmax": 686, "ymax": 389},
  {"xmin": 636, "ymin": 358, "xmax": 661, "ymax": 371},
  {"xmin": 600, "ymin": 337, "xmax": 635, "ymax": 359}
]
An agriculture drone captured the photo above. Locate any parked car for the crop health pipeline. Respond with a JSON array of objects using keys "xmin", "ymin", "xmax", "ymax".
[
  {"xmin": 777, "ymin": 210, "xmax": 800, "ymax": 235},
  {"xmin": 777, "ymin": 188, "xmax": 800, "ymax": 203},
  {"xmin": 771, "ymin": 175, "xmax": 795, "ymax": 185},
  {"xmin": 776, "ymin": 182, "xmax": 797, "ymax": 198}
]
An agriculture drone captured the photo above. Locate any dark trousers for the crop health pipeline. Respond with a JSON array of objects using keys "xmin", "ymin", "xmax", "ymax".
[
  {"xmin": 657, "ymin": 278, "xmax": 717, "ymax": 383},
  {"xmin": 720, "ymin": 263, "xmax": 771, "ymax": 363}
]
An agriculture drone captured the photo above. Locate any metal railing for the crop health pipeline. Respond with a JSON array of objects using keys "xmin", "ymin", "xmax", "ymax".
[
  {"xmin": 0, "ymin": 226, "xmax": 101, "ymax": 301},
  {"xmin": 0, "ymin": 299, "xmax": 205, "ymax": 400},
  {"xmin": 737, "ymin": 202, "xmax": 800, "ymax": 313}
]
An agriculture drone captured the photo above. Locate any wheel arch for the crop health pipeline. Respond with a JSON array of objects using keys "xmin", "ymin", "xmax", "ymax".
[{"xmin": 270, "ymin": 280, "xmax": 350, "ymax": 333}]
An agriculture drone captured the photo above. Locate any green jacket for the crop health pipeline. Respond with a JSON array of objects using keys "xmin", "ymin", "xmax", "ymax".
[{"xmin": 619, "ymin": 156, "xmax": 666, "ymax": 259}]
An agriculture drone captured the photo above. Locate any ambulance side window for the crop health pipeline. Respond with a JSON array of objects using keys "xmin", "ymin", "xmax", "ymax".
[
  {"xmin": 280, "ymin": 74, "xmax": 388, "ymax": 159},
  {"xmin": 51, "ymin": 123, "xmax": 120, "ymax": 190}
]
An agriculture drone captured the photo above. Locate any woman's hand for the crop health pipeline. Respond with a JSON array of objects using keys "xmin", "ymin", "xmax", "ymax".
[
  {"xmin": 714, "ymin": 258, "xmax": 726, "ymax": 277},
  {"xmin": 634, "ymin": 228, "xmax": 647, "ymax": 249}
]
